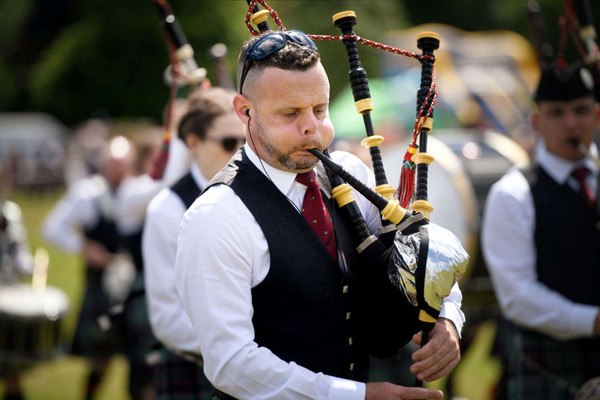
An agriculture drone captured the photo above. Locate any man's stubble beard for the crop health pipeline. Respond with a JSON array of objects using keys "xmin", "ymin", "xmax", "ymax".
[{"xmin": 253, "ymin": 116, "xmax": 319, "ymax": 172}]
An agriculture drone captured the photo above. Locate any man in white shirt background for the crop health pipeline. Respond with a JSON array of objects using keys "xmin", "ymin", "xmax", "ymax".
[
  {"xmin": 42, "ymin": 136, "xmax": 135, "ymax": 400},
  {"xmin": 143, "ymin": 87, "xmax": 245, "ymax": 399},
  {"xmin": 481, "ymin": 64, "xmax": 600, "ymax": 399}
]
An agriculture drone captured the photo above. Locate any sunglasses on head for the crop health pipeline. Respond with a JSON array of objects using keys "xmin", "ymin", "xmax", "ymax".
[
  {"xmin": 238, "ymin": 30, "xmax": 318, "ymax": 94},
  {"xmin": 205, "ymin": 136, "xmax": 246, "ymax": 152}
]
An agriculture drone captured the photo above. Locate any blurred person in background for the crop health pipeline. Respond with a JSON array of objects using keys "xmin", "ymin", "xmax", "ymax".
[
  {"xmin": 63, "ymin": 117, "xmax": 110, "ymax": 186},
  {"xmin": 0, "ymin": 168, "xmax": 34, "ymax": 400},
  {"xmin": 143, "ymin": 87, "xmax": 245, "ymax": 399},
  {"xmin": 111, "ymin": 107, "xmax": 199, "ymax": 399},
  {"xmin": 103, "ymin": 93, "xmax": 197, "ymax": 400},
  {"xmin": 41, "ymin": 136, "xmax": 134, "ymax": 400},
  {"xmin": 481, "ymin": 64, "xmax": 600, "ymax": 399}
]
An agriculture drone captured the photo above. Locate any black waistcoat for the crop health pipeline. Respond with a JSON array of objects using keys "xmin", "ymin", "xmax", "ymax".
[
  {"xmin": 84, "ymin": 198, "xmax": 121, "ymax": 283},
  {"xmin": 171, "ymin": 172, "xmax": 202, "ymax": 209},
  {"xmin": 207, "ymin": 149, "xmax": 369, "ymax": 381},
  {"xmin": 122, "ymin": 229, "xmax": 144, "ymax": 272},
  {"xmin": 84, "ymin": 210, "xmax": 120, "ymax": 254},
  {"xmin": 524, "ymin": 164, "xmax": 600, "ymax": 306}
]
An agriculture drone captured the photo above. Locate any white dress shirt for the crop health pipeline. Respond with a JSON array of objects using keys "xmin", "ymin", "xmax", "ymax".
[
  {"xmin": 143, "ymin": 163, "xmax": 207, "ymax": 354},
  {"xmin": 174, "ymin": 145, "xmax": 465, "ymax": 400},
  {"xmin": 481, "ymin": 142, "xmax": 599, "ymax": 340},
  {"xmin": 41, "ymin": 175, "xmax": 115, "ymax": 253},
  {"xmin": 116, "ymin": 137, "xmax": 191, "ymax": 236}
]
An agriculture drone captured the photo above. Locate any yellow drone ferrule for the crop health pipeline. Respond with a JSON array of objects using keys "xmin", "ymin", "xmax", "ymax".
[
  {"xmin": 411, "ymin": 152, "xmax": 434, "ymax": 166},
  {"xmin": 251, "ymin": 10, "xmax": 270, "ymax": 26},
  {"xmin": 332, "ymin": 10, "xmax": 356, "ymax": 23},
  {"xmin": 417, "ymin": 117, "xmax": 434, "ymax": 132},
  {"xmin": 360, "ymin": 135, "xmax": 384, "ymax": 149},
  {"xmin": 355, "ymin": 98, "xmax": 373, "ymax": 114},
  {"xmin": 375, "ymin": 184, "xmax": 395, "ymax": 201},
  {"xmin": 331, "ymin": 183, "xmax": 355, "ymax": 207},
  {"xmin": 417, "ymin": 32, "xmax": 441, "ymax": 42},
  {"xmin": 381, "ymin": 199, "xmax": 407, "ymax": 225},
  {"xmin": 411, "ymin": 200, "xmax": 434, "ymax": 219}
]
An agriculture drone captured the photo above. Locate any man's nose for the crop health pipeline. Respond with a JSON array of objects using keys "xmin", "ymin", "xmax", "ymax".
[
  {"xmin": 563, "ymin": 110, "xmax": 579, "ymax": 130},
  {"xmin": 300, "ymin": 111, "xmax": 319, "ymax": 136}
]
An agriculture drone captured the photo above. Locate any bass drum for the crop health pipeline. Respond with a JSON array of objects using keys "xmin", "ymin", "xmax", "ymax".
[
  {"xmin": 381, "ymin": 134, "xmax": 479, "ymax": 257},
  {"xmin": 0, "ymin": 284, "xmax": 70, "ymax": 368},
  {"xmin": 380, "ymin": 128, "xmax": 530, "ymax": 290}
]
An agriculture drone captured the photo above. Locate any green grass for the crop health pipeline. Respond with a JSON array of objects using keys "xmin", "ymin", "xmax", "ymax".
[{"xmin": 3, "ymin": 188, "xmax": 501, "ymax": 400}]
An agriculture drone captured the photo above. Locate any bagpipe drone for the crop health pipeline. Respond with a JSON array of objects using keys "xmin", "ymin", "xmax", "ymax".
[
  {"xmin": 149, "ymin": 0, "xmax": 208, "ymax": 179},
  {"xmin": 243, "ymin": 0, "xmax": 469, "ymax": 387},
  {"xmin": 527, "ymin": 0, "xmax": 600, "ymax": 162}
]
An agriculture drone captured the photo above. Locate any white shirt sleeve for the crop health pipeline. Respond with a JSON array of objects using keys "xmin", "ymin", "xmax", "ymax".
[
  {"xmin": 115, "ymin": 138, "xmax": 190, "ymax": 235},
  {"xmin": 174, "ymin": 185, "xmax": 366, "ymax": 400},
  {"xmin": 143, "ymin": 188, "xmax": 202, "ymax": 353},
  {"xmin": 481, "ymin": 169, "xmax": 599, "ymax": 339},
  {"xmin": 41, "ymin": 179, "xmax": 99, "ymax": 253}
]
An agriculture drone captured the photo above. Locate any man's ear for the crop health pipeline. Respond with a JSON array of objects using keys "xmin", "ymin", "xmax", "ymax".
[
  {"xmin": 531, "ymin": 112, "xmax": 539, "ymax": 133},
  {"xmin": 183, "ymin": 133, "xmax": 200, "ymax": 149},
  {"xmin": 233, "ymin": 94, "xmax": 251, "ymax": 124}
]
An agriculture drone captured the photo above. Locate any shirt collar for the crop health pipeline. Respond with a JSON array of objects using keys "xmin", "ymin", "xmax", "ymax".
[
  {"xmin": 243, "ymin": 144, "xmax": 298, "ymax": 197},
  {"xmin": 536, "ymin": 141, "xmax": 599, "ymax": 184},
  {"xmin": 190, "ymin": 163, "xmax": 209, "ymax": 190}
]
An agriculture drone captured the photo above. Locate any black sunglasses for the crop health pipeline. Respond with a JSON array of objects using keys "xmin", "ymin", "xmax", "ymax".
[
  {"xmin": 238, "ymin": 30, "xmax": 318, "ymax": 94},
  {"xmin": 205, "ymin": 136, "xmax": 246, "ymax": 152}
]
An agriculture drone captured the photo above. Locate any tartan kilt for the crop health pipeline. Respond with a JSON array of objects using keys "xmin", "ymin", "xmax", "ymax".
[
  {"xmin": 118, "ymin": 279, "xmax": 157, "ymax": 392},
  {"xmin": 71, "ymin": 268, "xmax": 124, "ymax": 359},
  {"xmin": 494, "ymin": 318, "xmax": 600, "ymax": 400},
  {"xmin": 154, "ymin": 348, "xmax": 213, "ymax": 400}
]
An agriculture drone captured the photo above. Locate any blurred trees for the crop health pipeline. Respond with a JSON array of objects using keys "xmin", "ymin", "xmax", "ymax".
[{"xmin": 0, "ymin": 0, "xmax": 597, "ymax": 127}]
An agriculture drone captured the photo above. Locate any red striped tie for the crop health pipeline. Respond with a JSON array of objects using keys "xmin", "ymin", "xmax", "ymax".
[
  {"xmin": 571, "ymin": 167, "xmax": 596, "ymax": 207},
  {"xmin": 296, "ymin": 171, "xmax": 338, "ymax": 262}
]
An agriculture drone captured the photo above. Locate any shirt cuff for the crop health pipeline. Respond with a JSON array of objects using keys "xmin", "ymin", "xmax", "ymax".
[
  {"xmin": 329, "ymin": 379, "xmax": 365, "ymax": 400},
  {"xmin": 566, "ymin": 304, "xmax": 600, "ymax": 338},
  {"xmin": 439, "ymin": 302, "xmax": 465, "ymax": 338}
]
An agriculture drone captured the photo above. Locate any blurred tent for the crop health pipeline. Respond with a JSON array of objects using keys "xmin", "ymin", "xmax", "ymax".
[
  {"xmin": 0, "ymin": 113, "xmax": 69, "ymax": 189},
  {"xmin": 330, "ymin": 23, "xmax": 540, "ymax": 152}
]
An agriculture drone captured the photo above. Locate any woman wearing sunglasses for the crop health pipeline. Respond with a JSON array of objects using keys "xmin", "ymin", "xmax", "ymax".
[
  {"xmin": 143, "ymin": 87, "xmax": 245, "ymax": 400},
  {"xmin": 174, "ymin": 32, "xmax": 463, "ymax": 400}
]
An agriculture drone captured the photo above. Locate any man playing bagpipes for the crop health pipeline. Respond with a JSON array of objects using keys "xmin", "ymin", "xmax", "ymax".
[
  {"xmin": 481, "ymin": 2, "xmax": 600, "ymax": 396},
  {"xmin": 173, "ymin": 4, "xmax": 470, "ymax": 396}
]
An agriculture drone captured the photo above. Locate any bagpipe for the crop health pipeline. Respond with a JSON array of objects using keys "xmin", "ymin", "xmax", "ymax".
[
  {"xmin": 244, "ymin": 0, "xmax": 469, "ymax": 386},
  {"xmin": 570, "ymin": 0, "xmax": 600, "ymax": 98},
  {"xmin": 528, "ymin": 0, "xmax": 599, "ymax": 94},
  {"xmin": 149, "ymin": 0, "xmax": 208, "ymax": 179},
  {"xmin": 527, "ymin": 0, "xmax": 600, "ymax": 161}
]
